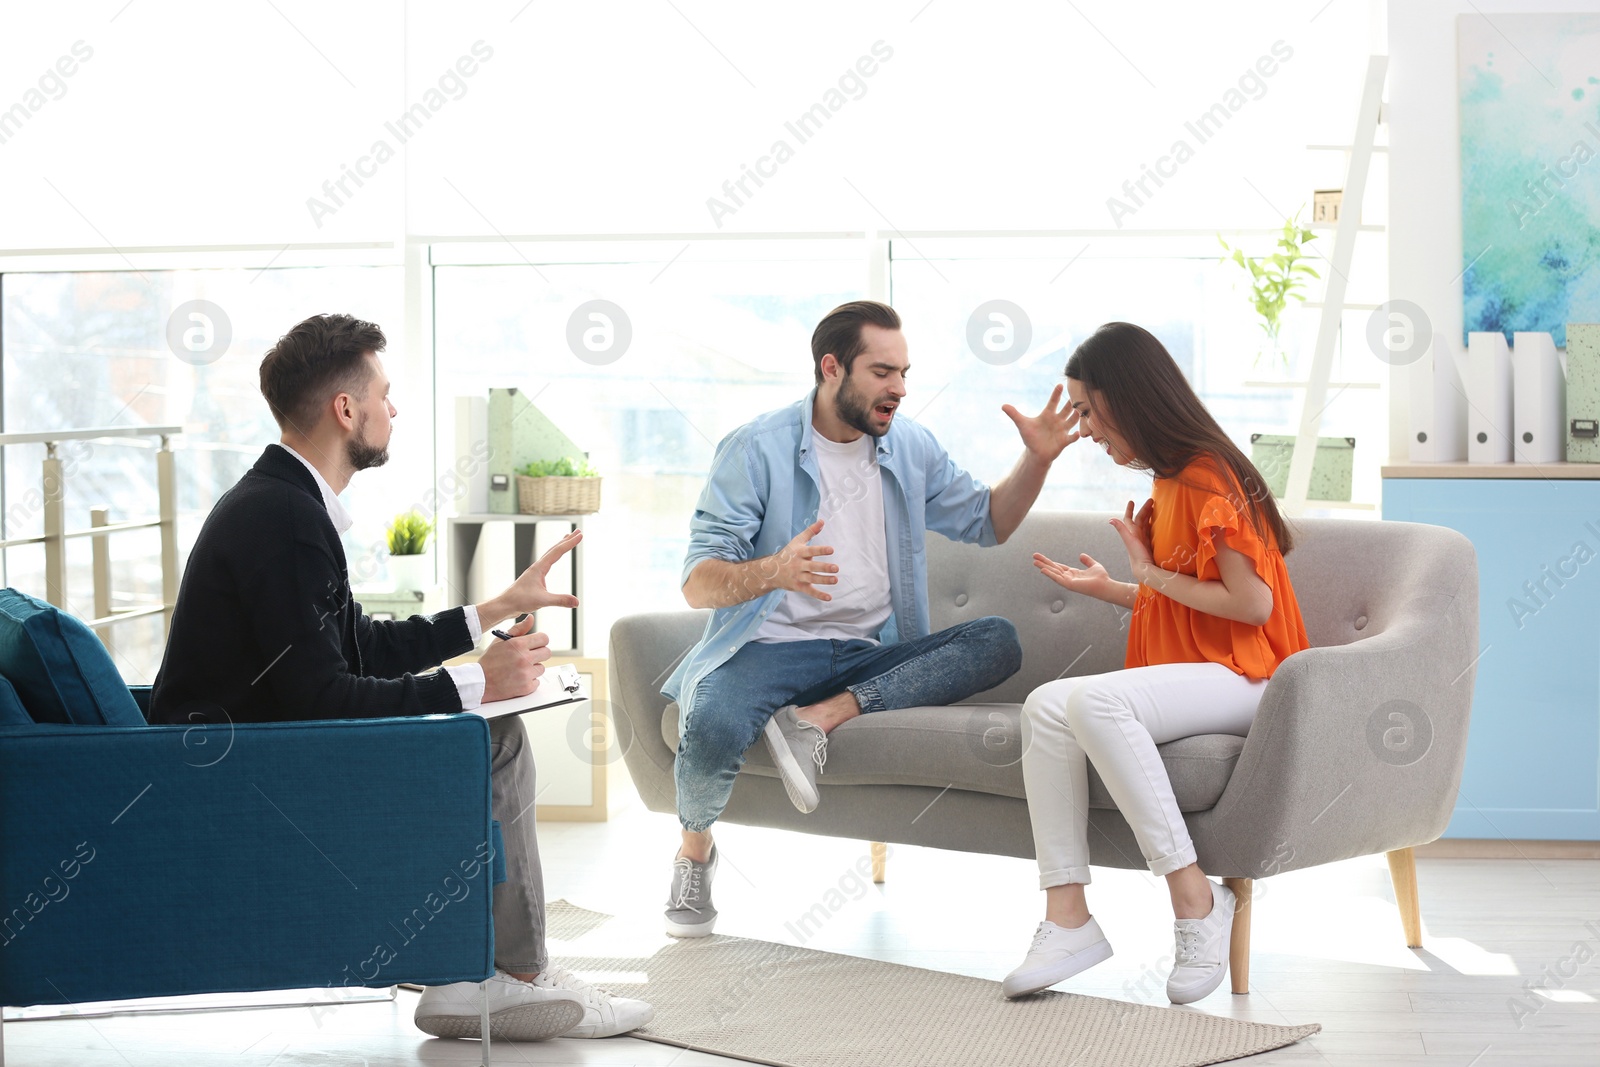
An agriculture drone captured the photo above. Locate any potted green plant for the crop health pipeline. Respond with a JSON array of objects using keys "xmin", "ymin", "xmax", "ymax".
[
  {"xmin": 1218, "ymin": 209, "xmax": 1320, "ymax": 366},
  {"xmin": 385, "ymin": 510, "xmax": 434, "ymax": 592},
  {"xmin": 515, "ymin": 456, "xmax": 601, "ymax": 515}
]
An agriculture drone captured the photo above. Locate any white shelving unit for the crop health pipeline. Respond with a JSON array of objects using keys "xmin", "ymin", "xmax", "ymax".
[
  {"xmin": 446, "ymin": 513, "xmax": 587, "ymax": 656},
  {"xmin": 1242, "ymin": 54, "xmax": 1389, "ymax": 517}
]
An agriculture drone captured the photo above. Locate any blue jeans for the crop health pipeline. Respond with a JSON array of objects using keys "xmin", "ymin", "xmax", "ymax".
[{"xmin": 674, "ymin": 616, "xmax": 1022, "ymax": 832}]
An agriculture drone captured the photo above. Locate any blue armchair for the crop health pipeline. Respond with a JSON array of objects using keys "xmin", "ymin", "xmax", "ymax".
[{"xmin": 0, "ymin": 590, "xmax": 510, "ymax": 1065}]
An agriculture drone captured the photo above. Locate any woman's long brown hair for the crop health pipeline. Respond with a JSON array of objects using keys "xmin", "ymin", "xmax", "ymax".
[{"xmin": 1066, "ymin": 321, "xmax": 1294, "ymax": 553}]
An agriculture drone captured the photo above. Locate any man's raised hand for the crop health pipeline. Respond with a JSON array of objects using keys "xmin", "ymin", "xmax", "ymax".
[{"xmin": 1001, "ymin": 383, "xmax": 1082, "ymax": 463}]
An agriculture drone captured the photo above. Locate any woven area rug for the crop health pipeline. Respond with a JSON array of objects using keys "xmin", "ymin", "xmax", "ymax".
[{"xmin": 548, "ymin": 901, "xmax": 1319, "ymax": 1067}]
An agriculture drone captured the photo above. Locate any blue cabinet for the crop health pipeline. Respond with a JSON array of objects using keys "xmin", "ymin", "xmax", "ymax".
[{"xmin": 1383, "ymin": 474, "xmax": 1600, "ymax": 839}]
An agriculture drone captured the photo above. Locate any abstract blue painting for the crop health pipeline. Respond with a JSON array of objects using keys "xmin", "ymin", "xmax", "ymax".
[{"xmin": 1459, "ymin": 14, "xmax": 1600, "ymax": 348}]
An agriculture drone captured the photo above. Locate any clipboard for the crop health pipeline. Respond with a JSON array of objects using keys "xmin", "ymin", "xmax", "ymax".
[{"xmin": 466, "ymin": 663, "xmax": 587, "ymax": 719}]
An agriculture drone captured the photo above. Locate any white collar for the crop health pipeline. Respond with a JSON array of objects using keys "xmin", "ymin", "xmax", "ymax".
[{"xmin": 273, "ymin": 442, "xmax": 354, "ymax": 534}]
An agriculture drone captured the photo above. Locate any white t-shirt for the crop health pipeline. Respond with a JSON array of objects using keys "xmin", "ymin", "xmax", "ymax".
[{"xmin": 753, "ymin": 429, "xmax": 892, "ymax": 644}]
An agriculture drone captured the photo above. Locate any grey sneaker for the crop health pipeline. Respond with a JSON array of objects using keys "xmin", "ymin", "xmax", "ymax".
[
  {"xmin": 763, "ymin": 705, "xmax": 827, "ymax": 813},
  {"xmin": 665, "ymin": 846, "xmax": 718, "ymax": 938}
]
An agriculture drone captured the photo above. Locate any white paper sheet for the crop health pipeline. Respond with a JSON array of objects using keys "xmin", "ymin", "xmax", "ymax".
[{"xmin": 465, "ymin": 664, "xmax": 587, "ymax": 719}]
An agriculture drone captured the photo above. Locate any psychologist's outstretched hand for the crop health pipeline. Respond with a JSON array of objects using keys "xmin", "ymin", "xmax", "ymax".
[
  {"xmin": 505, "ymin": 528, "xmax": 583, "ymax": 613},
  {"xmin": 1002, "ymin": 384, "xmax": 1082, "ymax": 463}
]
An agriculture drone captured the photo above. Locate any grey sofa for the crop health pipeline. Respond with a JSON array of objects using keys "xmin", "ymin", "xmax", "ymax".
[{"xmin": 609, "ymin": 513, "xmax": 1478, "ymax": 991}]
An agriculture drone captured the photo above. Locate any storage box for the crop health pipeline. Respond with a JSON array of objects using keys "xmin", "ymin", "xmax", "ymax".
[
  {"xmin": 487, "ymin": 388, "xmax": 587, "ymax": 514},
  {"xmin": 1568, "ymin": 324, "xmax": 1600, "ymax": 463},
  {"xmin": 1249, "ymin": 434, "xmax": 1355, "ymax": 501},
  {"xmin": 353, "ymin": 587, "xmax": 434, "ymax": 621}
]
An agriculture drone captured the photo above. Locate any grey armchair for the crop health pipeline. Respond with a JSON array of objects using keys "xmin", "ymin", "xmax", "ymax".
[{"xmin": 609, "ymin": 514, "xmax": 1478, "ymax": 991}]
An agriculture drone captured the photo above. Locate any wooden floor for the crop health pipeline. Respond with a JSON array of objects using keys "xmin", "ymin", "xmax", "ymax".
[{"xmin": 7, "ymin": 784, "xmax": 1598, "ymax": 1066}]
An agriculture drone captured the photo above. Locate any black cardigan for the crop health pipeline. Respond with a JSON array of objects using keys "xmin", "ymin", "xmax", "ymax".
[{"xmin": 150, "ymin": 445, "xmax": 473, "ymax": 724}]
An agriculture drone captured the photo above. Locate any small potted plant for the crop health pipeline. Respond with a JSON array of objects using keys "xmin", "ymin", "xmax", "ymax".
[
  {"xmin": 1218, "ymin": 209, "xmax": 1320, "ymax": 367},
  {"xmin": 385, "ymin": 510, "xmax": 434, "ymax": 592},
  {"xmin": 515, "ymin": 456, "xmax": 601, "ymax": 515}
]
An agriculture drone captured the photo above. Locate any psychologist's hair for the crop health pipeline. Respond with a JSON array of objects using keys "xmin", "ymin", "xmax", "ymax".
[
  {"xmin": 811, "ymin": 300, "xmax": 901, "ymax": 385},
  {"xmin": 259, "ymin": 314, "xmax": 386, "ymax": 432},
  {"xmin": 1066, "ymin": 322, "xmax": 1294, "ymax": 553}
]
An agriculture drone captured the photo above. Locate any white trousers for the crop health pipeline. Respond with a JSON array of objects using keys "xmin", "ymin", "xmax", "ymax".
[{"xmin": 1021, "ymin": 661, "xmax": 1267, "ymax": 888}]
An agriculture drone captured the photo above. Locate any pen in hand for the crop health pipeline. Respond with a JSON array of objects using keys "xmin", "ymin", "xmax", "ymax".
[{"xmin": 491, "ymin": 612, "xmax": 530, "ymax": 642}]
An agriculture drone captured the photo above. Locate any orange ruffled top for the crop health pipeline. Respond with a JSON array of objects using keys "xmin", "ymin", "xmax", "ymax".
[{"xmin": 1125, "ymin": 457, "xmax": 1309, "ymax": 680}]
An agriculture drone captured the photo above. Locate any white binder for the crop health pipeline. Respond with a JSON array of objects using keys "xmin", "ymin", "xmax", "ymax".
[
  {"xmin": 1467, "ymin": 332, "xmax": 1513, "ymax": 463},
  {"xmin": 1408, "ymin": 332, "xmax": 1467, "ymax": 462},
  {"xmin": 1512, "ymin": 331, "xmax": 1565, "ymax": 464},
  {"xmin": 453, "ymin": 394, "xmax": 489, "ymax": 514}
]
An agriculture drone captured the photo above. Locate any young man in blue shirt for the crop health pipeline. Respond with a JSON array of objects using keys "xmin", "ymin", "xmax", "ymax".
[{"xmin": 662, "ymin": 300, "xmax": 1082, "ymax": 936}]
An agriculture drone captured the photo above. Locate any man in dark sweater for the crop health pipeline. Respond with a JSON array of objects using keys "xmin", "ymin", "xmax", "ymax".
[{"xmin": 151, "ymin": 313, "xmax": 649, "ymax": 1042}]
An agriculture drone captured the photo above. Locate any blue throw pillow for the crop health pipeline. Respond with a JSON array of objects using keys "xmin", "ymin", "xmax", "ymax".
[
  {"xmin": 0, "ymin": 674, "xmax": 31, "ymax": 724},
  {"xmin": 0, "ymin": 589, "xmax": 142, "ymax": 726}
]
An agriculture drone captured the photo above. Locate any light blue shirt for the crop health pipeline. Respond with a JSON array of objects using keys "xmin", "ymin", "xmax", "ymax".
[{"xmin": 663, "ymin": 389, "xmax": 998, "ymax": 718}]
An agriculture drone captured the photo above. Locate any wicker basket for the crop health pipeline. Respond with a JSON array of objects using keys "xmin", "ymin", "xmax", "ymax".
[{"xmin": 515, "ymin": 474, "xmax": 602, "ymax": 515}]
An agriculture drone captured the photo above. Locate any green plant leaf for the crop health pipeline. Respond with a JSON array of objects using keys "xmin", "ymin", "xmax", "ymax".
[
  {"xmin": 1219, "ymin": 206, "xmax": 1323, "ymax": 343},
  {"xmin": 517, "ymin": 456, "xmax": 600, "ymax": 479},
  {"xmin": 385, "ymin": 510, "xmax": 434, "ymax": 556}
]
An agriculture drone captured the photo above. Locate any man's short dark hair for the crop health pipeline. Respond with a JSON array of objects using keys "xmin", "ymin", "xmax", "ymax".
[
  {"xmin": 259, "ymin": 314, "xmax": 386, "ymax": 432},
  {"xmin": 811, "ymin": 300, "xmax": 901, "ymax": 385}
]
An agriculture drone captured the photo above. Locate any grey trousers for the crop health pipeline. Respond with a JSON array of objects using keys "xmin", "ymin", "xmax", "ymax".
[{"xmin": 488, "ymin": 714, "xmax": 547, "ymax": 973}]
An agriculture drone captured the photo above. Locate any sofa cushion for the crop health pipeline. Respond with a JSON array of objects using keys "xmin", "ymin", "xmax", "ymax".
[
  {"xmin": 662, "ymin": 701, "xmax": 1244, "ymax": 812},
  {"xmin": 0, "ymin": 675, "xmax": 32, "ymax": 725},
  {"xmin": 0, "ymin": 589, "xmax": 142, "ymax": 726}
]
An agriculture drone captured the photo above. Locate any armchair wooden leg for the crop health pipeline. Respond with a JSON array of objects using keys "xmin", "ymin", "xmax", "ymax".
[
  {"xmin": 1222, "ymin": 876, "xmax": 1252, "ymax": 994},
  {"xmin": 871, "ymin": 841, "xmax": 887, "ymax": 884},
  {"xmin": 1387, "ymin": 847, "xmax": 1423, "ymax": 948}
]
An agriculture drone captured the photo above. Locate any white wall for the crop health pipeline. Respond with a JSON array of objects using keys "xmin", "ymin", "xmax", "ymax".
[
  {"xmin": 0, "ymin": 0, "xmax": 1380, "ymax": 247},
  {"xmin": 1387, "ymin": 0, "xmax": 1600, "ymax": 461}
]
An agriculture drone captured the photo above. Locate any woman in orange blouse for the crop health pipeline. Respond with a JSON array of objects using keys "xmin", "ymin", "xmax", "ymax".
[{"xmin": 1004, "ymin": 322, "xmax": 1309, "ymax": 1005}]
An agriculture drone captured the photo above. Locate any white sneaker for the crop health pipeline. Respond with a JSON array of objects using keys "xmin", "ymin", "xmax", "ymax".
[
  {"xmin": 1167, "ymin": 880, "xmax": 1236, "ymax": 1004},
  {"xmin": 414, "ymin": 969, "xmax": 585, "ymax": 1041},
  {"xmin": 533, "ymin": 965, "xmax": 654, "ymax": 1038},
  {"xmin": 1002, "ymin": 917, "xmax": 1114, "ymax": 998}
]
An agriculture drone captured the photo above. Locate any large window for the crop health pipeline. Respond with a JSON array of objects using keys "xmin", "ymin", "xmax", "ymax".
[
  {"xmin": 2, "ymin": 232, "xmax": 1388, "ymax": 680},
  {"xmin": 2, "ymin": 266, "xmax": 402, "ymax": 681},
  {"xmin": 434, "ymin": 234, "xmax": 1388, "ymax": 655},
  {"xmin": 434, "ymin": 240, "xmax": 864, "ymax": 653},
  {"xmin": 889, "ymin": 236, "xmax": 1389, "ymax": 520}
]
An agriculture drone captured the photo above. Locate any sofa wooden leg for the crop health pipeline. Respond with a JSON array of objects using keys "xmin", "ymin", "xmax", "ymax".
[
  {"xmin": 1386, "ymin": 847, "xmax": 1423, "ymax": 948},
  {"xmin": 871, "ymin": 841, "xmax": 887, "ymax": 884},
  {"xmin": 1222, "ymin": 876, "xmax": 1252, "ymax": 994}
]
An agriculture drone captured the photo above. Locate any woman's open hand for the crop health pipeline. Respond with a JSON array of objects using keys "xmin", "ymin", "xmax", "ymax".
[
  {"xmin": 1033, "ymin": 551, "xmax": 1114, "ymax": 600},
  {"xmin": 1108, "ymin": 498, "xmax": 1156, "ymax": 580}
]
